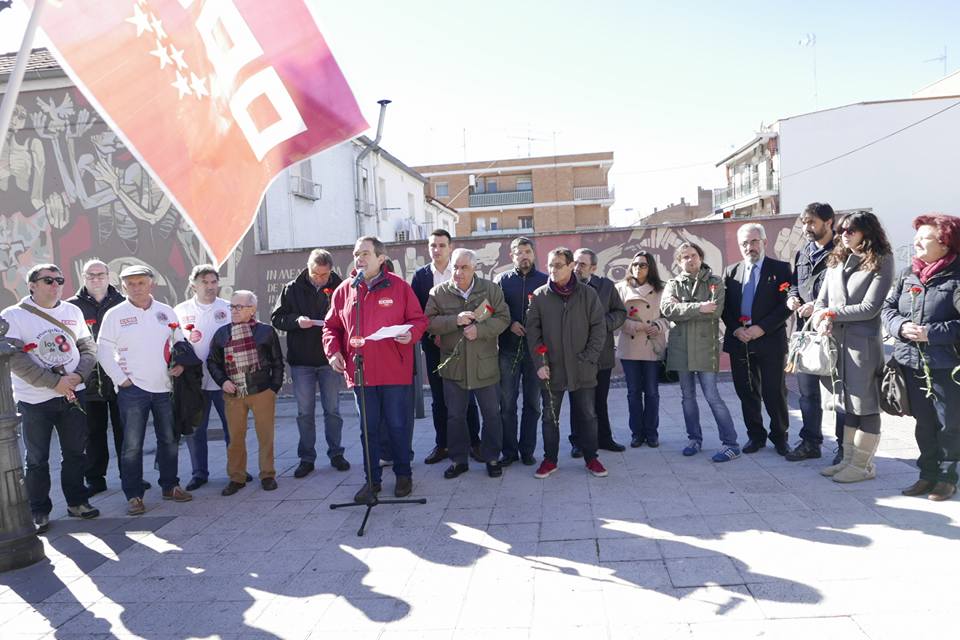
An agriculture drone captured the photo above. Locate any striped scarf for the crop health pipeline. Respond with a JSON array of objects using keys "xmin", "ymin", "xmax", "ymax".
[{"xmin": 225, "ymin": 321, "xmax": 260, "ymax": 395}]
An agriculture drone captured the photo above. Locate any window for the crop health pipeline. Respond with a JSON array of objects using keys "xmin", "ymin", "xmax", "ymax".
[
  {"xmin": 476, "ymin": 217, "xmax": 486, "ymax": 232},
  {"xmin": 519, "ymin": 216, "xmax": 533, "ymax": 229},
  {"xmin": 516, "ymin": 177, "xmax": 532, "ymax": 191},
  {"xmin": 435, "ymin": 182, "xmax": 449, "ymax": 197},
  {"xmin": 490, "ymin": 217, "xmax": 499, "ymax": 231},
  {"xmin": 396, "ymin": 230, "xmax": 410, "ymax": 242},
  {"xmin": 486, "ymin": 179, "xmax": 498, "ymax": 193}
]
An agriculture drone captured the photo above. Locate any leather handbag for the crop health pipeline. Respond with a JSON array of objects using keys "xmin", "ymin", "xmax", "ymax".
[
  {"xmin": 785, "ymin": 331, "xmax": 837, "ymax": 376},
  {"xmin": 879, "ymin": 356, "xmax": 911, "ymax": 417}
]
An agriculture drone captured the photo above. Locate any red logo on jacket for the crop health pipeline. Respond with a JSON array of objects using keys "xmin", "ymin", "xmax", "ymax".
[{"xmin": 378, "ymin": 298, "xmax": 394, "ymax": 307}]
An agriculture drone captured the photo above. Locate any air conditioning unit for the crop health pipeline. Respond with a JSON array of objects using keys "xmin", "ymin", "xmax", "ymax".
[{"xmin": 291, "ymin": 175, "xmax": 321, "ymax": 201}]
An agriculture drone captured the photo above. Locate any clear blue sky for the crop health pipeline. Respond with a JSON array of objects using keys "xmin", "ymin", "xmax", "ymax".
[{"xmin": 3, "ymin": 0, "xmax": 958, "ymax": 224}]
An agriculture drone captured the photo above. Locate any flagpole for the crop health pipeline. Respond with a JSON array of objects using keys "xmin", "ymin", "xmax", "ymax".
[{"xmin": 0, "ymin": 0, "xmax": 47, "ymax": 159}]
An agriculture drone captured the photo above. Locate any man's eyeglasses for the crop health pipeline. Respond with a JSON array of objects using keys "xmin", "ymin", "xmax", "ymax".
[
  {"xmin": 84, "ymin": 272, "xmax": 108, "ymax": 280},
  {"xmin": 34, "ymin": 276, "xmax": 65, "ymax": 285},
  {"xmin": 229, "ymin": 304, "xmax": 254, "ymax": 310}
]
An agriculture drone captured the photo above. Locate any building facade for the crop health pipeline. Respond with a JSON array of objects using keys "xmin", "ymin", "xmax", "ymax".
[
  {"xmin": 413, "ymin": 151, "xmax": 614, "ymax": 236},
  {"xmin": 642, "ymin": 187, "xmax": 715, "ymax": 225}
]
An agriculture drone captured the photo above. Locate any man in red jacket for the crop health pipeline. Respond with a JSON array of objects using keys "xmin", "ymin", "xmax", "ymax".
[{"xmin": 323, "ymin": 236, "xmax": 428, "ymax": 503}]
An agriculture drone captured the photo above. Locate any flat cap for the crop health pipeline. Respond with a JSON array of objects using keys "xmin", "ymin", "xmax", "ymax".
[{"xmin": 119, "ymin": 264, "xmax": 154, "ymax": 279}]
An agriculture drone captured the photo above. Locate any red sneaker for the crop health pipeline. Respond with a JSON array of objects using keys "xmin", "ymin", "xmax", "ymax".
[
  {"xmin": 586, "ymin": 458, "xmax": 608, "ymax": 477},
  {"xmin": 534, "ymin": 460, "xmax": 558, "ymax": 479}
]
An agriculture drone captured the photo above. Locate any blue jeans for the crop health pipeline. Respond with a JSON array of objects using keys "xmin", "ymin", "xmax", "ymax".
[
  {"xmin": 117, "ymin": 385, "xmax": 180, "ymax": 499},
  {"xmin": 499, "ymin": 349, "xmax": 541, "ymax": 459},
  {"xmin": 796, "ymin": 372, "xmax": 845, "ymax": 445},
  {"xmin": 184, "ymin": 389, "xmax": 227, "ymax": 480},
  {"xmin": 291, "ymin": 364, "xmax": 344, "ymax": 463},
  {"xmin": 19, "ymin": 394, "xmax": 89, "ymax": 514},
  {"xmin": 678, "ymin": 372, "xmax": 739, "ymax": 447},
  {"xmin": 354, "ymin": 385, "xmax": 412, "ymax": 484},
  {"xmin": 622, "ymin": 359, "xmax": 660, "ymax": 441}
]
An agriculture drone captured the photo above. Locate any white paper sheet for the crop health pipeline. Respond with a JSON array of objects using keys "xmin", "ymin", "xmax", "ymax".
[{"xmin": 365, "ymin": 324, "xmax": 413, "ymax": 341}]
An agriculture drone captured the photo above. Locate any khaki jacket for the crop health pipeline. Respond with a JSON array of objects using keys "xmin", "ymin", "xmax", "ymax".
[
  {"xmin": 425, "ymin": 277, "xmax": 510, "ymax": 390},
  {"xmin": 661, "ymin": 267, "xmax": 725, "ymax": 373},
  {"xmin": 615, "ymin": 280, "xmax": 668, "ymax": 362}
]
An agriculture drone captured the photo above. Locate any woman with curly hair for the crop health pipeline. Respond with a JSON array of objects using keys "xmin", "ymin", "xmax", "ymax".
[
  {"xmin": 882, "ymin": 213, "xmax": 960, "ymax": 501},
  {"xmin": 811, "ymin": 210, "xmax": 895, "ymax": 483}
]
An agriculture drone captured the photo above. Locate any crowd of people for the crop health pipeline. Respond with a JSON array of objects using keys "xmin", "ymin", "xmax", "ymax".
[{"xmin": 5, "ymin": 203, "xmax": 959, "ymax": 533}]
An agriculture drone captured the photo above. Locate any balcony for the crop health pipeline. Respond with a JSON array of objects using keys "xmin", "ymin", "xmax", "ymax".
[
  {"xmin": 714, "ymin": 175, "xmax": 779, "ymax": 209},
  {"xmin": 290, "ymin": 174, "xmax": 321, "ymax": 201},
  {"xmin": 468, "ymin": 190, "xmax": 534, "ymax": 208},
  {"xmin": 573, "ymin": 185, "xmax": 614, "ymax": 201}
]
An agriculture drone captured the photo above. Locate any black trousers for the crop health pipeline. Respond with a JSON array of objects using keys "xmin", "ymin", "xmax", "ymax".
[
  {"xmin": 544, "ymin": 386, "xmax": 598, "ymax": 463},
  {"xmin": 905, "ymin": 366, "xmax": 960, "ymax": 484},
  {"xmin": 730, "ymin": 343, "xmax": 790, "ymax": 446},
  {"xmin": 84, "ymin": 396, "xmax": 123, "ymax": 482},
  {"xmin": 423, "ymin": 340, "xmax": 479, "ymax": 448},
  {"xmin": 569, "ymin": 367, "xmax": 614, "ymax": 447}
]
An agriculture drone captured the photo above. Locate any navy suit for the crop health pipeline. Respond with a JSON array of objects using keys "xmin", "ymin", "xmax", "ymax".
[
  {"xmin": 411, "ymin": 264, "xmax": 480, "ymax": 449},
  {"xmin": 722, "ymin": 257, "xmax": 792, "ymax": 446}
]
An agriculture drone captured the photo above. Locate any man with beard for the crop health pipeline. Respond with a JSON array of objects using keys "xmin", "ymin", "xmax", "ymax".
[
  {"xmin": 785, "ymin": 203, "xmax": 845, "ymax": 463},
  {"xmin": 570, "ymin": 248, "xmax": 627, "ymax": 457},
  {"xmin": 721, "ymin": 223, "xmax": 793, "ymax": 457},
  {"xmin": 494, "ymin": 236, "xmax": 547, "ymax": 466},
  {"xmin": 67, "ymin": 259, "xmax": 126, "ymax": 496}
]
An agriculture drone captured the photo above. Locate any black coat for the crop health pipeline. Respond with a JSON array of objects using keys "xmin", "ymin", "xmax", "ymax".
[
  {"xmin": 721, "ymin": 257, "xmax": 792, "ymax": 355},
  {"xmin": 170, "ymin": 341, "xmax": 204, "ymax": 439},
  {"xmin": 882, "ymin": 261, "xmax": 960, "ymax": 371},
  {"xmin": 585, "ymin": 274, "xmax": 627, "ymax": 370},
  {"xmin": 66, "ymin": 285, "xmax": 125, "ymax": 401},
  {"xmin": 270, "ymin": 269, "xmax": 342, "ymax": 367},
  {"xmin": 208, "ymin": 322, "xmax": 285, "ymax": 395}
]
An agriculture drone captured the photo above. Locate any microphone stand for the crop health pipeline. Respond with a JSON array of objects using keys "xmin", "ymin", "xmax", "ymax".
[{"xmin": 330, "ymin": 274, "xmax": 426, "ymax": 536}]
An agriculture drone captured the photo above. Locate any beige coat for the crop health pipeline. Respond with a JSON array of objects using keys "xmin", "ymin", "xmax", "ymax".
[{"xmin": 615, "ymin": 280, "xmax": 668, "ymax": 361}]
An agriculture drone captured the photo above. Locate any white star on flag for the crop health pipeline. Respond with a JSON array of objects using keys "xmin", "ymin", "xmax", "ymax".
[
  {"xmin": 125, "ymin": 3, "xmax": 153, "ymax": 37},
  {"xmin": 169, "ymin": 44, "xmax": 187, "ymax": 70},
  {"xmin": 171, "ymin": 70, "xmax": 192, "ymax": 99},
  {"xmin": 149, "ymin": 14, "xmax": 167, "ymax": 40},
  {"xmin": 149, "ymin": 39, "xmax": 173, "ymax": 69},
  {"xmin": 189, "ymin": 72, "xmax": 208, "ymax": 99}
]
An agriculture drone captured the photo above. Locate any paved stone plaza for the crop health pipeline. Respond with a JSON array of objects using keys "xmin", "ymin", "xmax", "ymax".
[{"xmin": 2, "ymin": 378, "xmax": 958, "ymax": 639}]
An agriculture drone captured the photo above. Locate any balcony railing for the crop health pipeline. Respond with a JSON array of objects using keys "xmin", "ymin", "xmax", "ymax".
[
  {"xmin": 290, "ymin": 174, "xmax": 321, "ymax": 201},
  {"xmin": 573, "ymin": 185, "xmax": 614, "ymax": 201},
  {"xmin": 468, "ymin": 190, "xmax": 534, "ymax": 207},
  {"xmin": 713, "ymin": 175, "xmax": 779, "ymax": 208}
]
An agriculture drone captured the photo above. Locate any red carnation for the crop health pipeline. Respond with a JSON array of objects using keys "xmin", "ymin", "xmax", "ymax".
[
  {"xmin": 184, "ymin": 324, "xmax": 195, "ymax": 331},
  {"xmin": 168, "ymin": 322, "xmax": 179, "ymax": 330},
  {"xmin": 738, "ymin": 315, "xmax": 751, "ymax": 324},
  {"xmin": 85, "ymin": 319, "xmax": 96, "ymax": 326},
  {"xmin": 484, "ymin": 304, "xmax": 495, "ymax": 314},
  {"xmin": 226, "ymin": 355, "xmax": 234, "ymax": 362},
  {"xmin": 322, "ymin": 288, "xmax": 333, "ymax": 296},
  {"xmin": 778, "ymin": 282, "xmax": 790, "ymax": 293},
  {"xmin": 628, "ymin": 308, "xmax": 638, "ymax": 316},
  {"xmin": 22, "ymin": 343, "xmax": 37, "ymax": 352},
  {"xmin": 709, "ymin": 284, "xmax": 717, "ymax": 292},
  {"xmin": 910, "ymin": 286, "xmax": 923, "ymax": 295},
  {"xmin": 824, "ymin": 310, "xmax": 837, "ymax": 319},
  {"xmin": 528, "ymin": 293, "xmax": 534, "ymax": 300},
  {"xmin": 535, "ymin": 344, "xmax": 548, "ymax": 355}
]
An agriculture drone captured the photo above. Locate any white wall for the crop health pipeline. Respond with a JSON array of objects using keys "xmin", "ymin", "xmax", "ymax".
[
  {"xmin": 262, "ymin": 141, "xmax": 427, "ymax": 250},
  {"xmin": 778, "ymin": 98, "xmax": 960, "ymax": 268}
]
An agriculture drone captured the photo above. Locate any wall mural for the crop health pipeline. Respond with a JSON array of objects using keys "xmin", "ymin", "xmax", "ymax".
[{"xmin": 0, "ymin": 86, "xmax": 243, "ymax": 307}]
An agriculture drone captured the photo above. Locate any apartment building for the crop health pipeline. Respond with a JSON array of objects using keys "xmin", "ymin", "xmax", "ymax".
[{"xmin": 413, "ymin": 151, "xmax": 614, "ymax": 236}]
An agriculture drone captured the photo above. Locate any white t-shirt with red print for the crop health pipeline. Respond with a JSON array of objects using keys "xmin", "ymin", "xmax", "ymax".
[
  {"xmin": 174, "ymin": 296, "xmax": 231, "ymax": 391},
  {"xmin": 2, "ymin": 297, "xmax": 92, "ymax": 405},
  {"xmin": 97, "ymin": 297, "xmax": 178, "ymax": 393}
]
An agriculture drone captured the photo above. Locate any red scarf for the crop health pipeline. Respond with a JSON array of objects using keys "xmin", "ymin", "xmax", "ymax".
[
  {"xmin": 912, "ymin": 253, "xmax": 956, "ymax": 284},
  {"xmin": 549, "ymin": 276, "xmax": 577, "ymax": 299}
]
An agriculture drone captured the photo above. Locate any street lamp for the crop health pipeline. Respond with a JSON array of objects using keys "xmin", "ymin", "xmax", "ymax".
[{"xmin": 0, "ymin": 317, "xmax": 45, "ymax": 572}]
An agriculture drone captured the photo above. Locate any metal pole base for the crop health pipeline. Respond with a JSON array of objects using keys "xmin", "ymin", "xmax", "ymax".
[
  {"xmin": 330, "ymin": 497, "xmax": 428, "ymax": 537},
  {"xmin": 0, "ymin": 532, "xmax": 45, "ymax": 572}
]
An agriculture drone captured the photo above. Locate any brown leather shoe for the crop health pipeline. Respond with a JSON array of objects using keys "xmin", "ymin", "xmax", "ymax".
[
  {"xmin": 354, "ymin": 483, "xmax": 381, "ymax": 504},
  {"xmin": 395, "ymin": 476, "xmax": 412, "ymax": 497},
  {"xmin": 901, "ymin": 479, "xmax": 936, "ymax": 496},
  {"xmin": 928, "ymin": 481, "xmax": 957, "ymax": 502},
  {"xmin": 424, "ymin": 446, "xmax": 448, "ymax": 465}
]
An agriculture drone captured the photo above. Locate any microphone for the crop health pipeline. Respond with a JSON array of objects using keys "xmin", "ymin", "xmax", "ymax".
[{"xmin": 351, "ymin": 270, "xmax": 365, "ymax": 288}]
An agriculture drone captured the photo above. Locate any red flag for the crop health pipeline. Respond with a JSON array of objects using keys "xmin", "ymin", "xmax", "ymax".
[{"xmin": 25, "ymin": 0, "xmax": 368, "ymax": 265}]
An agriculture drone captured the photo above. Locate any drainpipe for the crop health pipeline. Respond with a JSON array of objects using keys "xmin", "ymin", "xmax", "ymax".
[{"xmin": 355, "ymin": 99, "xmax": 391, "ymax": 238}]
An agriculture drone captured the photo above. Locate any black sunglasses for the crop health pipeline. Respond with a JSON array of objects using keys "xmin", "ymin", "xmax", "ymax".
[{"xmin": 34, "ymin": 276, "xmax": 65, "ymax": 285}]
